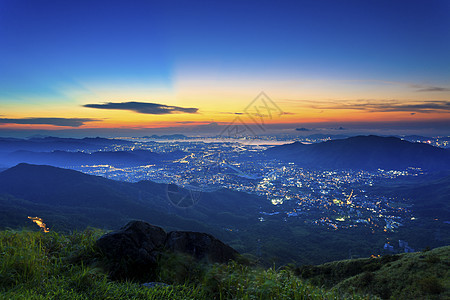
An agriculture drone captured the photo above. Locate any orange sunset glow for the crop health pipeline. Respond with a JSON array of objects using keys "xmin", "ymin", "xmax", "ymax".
[{"xmin": 0, "ymin": 1, "xmax": 448, "ymax": 137}]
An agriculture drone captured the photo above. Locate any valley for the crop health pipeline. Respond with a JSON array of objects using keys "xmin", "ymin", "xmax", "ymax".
[{"xmin": 0, "ymin": 135, "xmax": 448, "ymax": 266}]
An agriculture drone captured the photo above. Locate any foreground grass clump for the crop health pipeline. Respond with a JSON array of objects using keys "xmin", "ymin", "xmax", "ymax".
[
  {"xmin": 0, "ymin": 229, "xmax": 370, "ymax": 299},
  {"xmin": 296, "ymin": 246, "xmax": 449, "ymax": 299},
  {"xmin": 201, "ymin": 262, "xmax": 370, "ymax": 299}
]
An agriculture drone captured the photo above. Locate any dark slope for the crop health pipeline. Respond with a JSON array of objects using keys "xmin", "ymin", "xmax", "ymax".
[
  {"xmin": 0, "ymin": 163, "xmax": 270, "ymax": 233},
  {"xmin": 368, "ymin": 174, "xmax": 450, "ymax": 219},
  {"xmin": 404, "ymin": 175, "xmax": 450, "ymax": 219},
  {"xmin": 265, "ymin": 135, "xmax": 450, "ymax": 170},
  {"xmin": 1, "ymin": 164, "xmax": 448, "ymax": 267},
  {"xmin": 0, "ymin": 163, "xmax": 131, "ymax": 208},
  {"xmin": 296, "ymin": 245, "xmax": 450, "ymax": 299},
  {"xmin": 0, "ymin": 136, "xmax": 134, "ymax": 152},
  {"xmin": 2, "ymin": 149, "xmax": 186, "ymax": 167}
]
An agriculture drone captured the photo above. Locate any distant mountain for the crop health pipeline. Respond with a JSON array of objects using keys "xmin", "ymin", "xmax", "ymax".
[
  {"xmin": 305, "ymin": 133, "xmax": 349, "ymax": 140},
  {"xmin": 142, "ymin": 134, "xmax": 188, "ymax": 139},
  {"xmin": 0, "ymin": 163, "xmax": 270, "ymax": 234},
  {"xmin": 0, "ymin": 136, "xmax": 135, "ymax": 153},
  {"xmin": 401, "ymin": 135, "xmax": 431, "ymax": 141},
  {"xmin": 369, "ymin": 174, "xmax": 450, "ymax": 219},
  {"xmin": 265, "ymin": 135, "xmax": 450, "ymax": 171},
  {"xmin": 1, "ymin": 163, "xmax": 448, "ymax": 267},
  {"xmin": 2, "ymin": 149, "xmax": 186, "ymax": 167}
]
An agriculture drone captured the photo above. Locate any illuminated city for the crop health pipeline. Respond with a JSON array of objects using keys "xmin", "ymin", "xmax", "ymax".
[{"xmin": 70, "ymin": 138, "xmax": 427, "ymax": 234}]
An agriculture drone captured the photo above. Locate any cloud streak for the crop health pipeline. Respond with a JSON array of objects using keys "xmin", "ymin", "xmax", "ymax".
[
  {"xmin": 83, "ymin": 101, "xmax": 198, "ymax": 114},
  {"xmin": 0, "ymin": 118, "xmax": 98, "ymax": 127},
  {"xmin": 411, "ymin": 84, "xmax": 450, "ymax": 92},
  {"xmin": 295, "ymin": 99, "xmax": 450, "ymax": 114}
]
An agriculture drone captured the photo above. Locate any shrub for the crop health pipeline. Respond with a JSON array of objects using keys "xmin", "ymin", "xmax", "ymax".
[
  {"xmin": 418, "ymin": 276, "xmax": 444, "ymax": 295},
  {"xmin": 362, "ymin": 262, "xmax": 381, "ymax": 272},
  {"xmin": 358, "ymin": 272, "xmax": 374, "ymax": 287},
  {"xmin": 156, "ymin": 251, "xmax": 207, "ymax": 284},
  {"xmin": 0, "ymin": 230, "xmax": 372, "ymax": 299},
  {"xmin": 425, "ymin": 254, "xmax": 440, "ymax": 264}
]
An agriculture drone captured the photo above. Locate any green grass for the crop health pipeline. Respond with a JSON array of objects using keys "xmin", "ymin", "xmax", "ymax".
[
  {"xmin": 0, "ymin": 229, "xmax": 372, "ymax": 299},
  {"xmin": 296, "ymin": 246, "xmax": 449, "ymax": 299}
]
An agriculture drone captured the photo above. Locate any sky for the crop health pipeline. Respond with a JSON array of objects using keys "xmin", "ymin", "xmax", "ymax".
[{"xmin": 0, "ymin": 0, "xmax": 449, "ymax": 137}]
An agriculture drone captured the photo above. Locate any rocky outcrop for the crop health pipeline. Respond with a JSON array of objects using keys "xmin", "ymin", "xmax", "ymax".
[
  {"xmin": 96, "ymin": 221, "xmax": 167, "ymax": 280},
  {"xmin": 96, "ymin": 220, "xmax": 238, "ymax": 280},
  {"xmin": 165, "ymin": 231, "xmax": 238, "ymax": 264}
]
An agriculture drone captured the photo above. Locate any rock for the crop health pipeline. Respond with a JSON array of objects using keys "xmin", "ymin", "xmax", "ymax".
[
  {"xmin": 97, "ymin": 220, "xmax": 239, "ymax": 281},
  {"xmin": 165, "ymin": 231, "xmax": 239, "ymax": 264},
  {"xmin": 96, "ymin": 220, "xmax": 167, "ymax": 280}
]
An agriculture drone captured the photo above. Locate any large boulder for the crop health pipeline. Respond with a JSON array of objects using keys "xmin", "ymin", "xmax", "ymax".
[
  {"xmin": 165, "ymin": 231, "xmax": 238, "ymax": 264},
  {"xmin": 96, "ymin": 220, "xmax": 167, "ymax": 280},
  {"xmin": 96, "ymin": 220, "xmax": 239, "ymax": 281}
]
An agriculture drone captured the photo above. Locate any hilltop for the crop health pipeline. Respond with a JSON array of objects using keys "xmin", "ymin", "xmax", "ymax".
[
  {"xmin": 2, "ymin": 149, "xmax": 186, "ymax": 167},
  {"xmin": 1, "ymin": 163, "xmax": 449, "ymax": 267},
  {"xmin": 0, "ymin": 136, "xmax": 134, "ymax": 153},
  {"xmin": 1, "ymin": 226, "xmax": 448, "ymax": 299},
  {"xmin": 0, "ymin": 163, "xmax": 270, "ymax": 234},
  {"xmin": 265, "ymin": 135, "xmax": 450, "ymax": 171},
  {"xmin": 367, "ymin": 173, "xmax": 450, "ymax": 219},
  {"xmin": 296, "ymin": 245, "xmax": 449, "ymax": 299}
]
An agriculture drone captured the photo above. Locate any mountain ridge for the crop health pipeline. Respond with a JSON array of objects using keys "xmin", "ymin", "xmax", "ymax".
[
  {"xmin": 2, "ymin": 149, "xmax": 186, "ymax": 167},
  {"xmin": 265, "ymin": 135, "xmax": 450, "ymax": 170},
  {"xmin": 0, "ymin": 163, "xmax": 270, "ymax": 234}
]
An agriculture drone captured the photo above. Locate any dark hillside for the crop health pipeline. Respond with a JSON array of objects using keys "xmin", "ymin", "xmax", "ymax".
[
  {"xmin": 0, "ymin": 163, "xmax": 270, "ymax": 235},
  {"xmin": 265, "ymin": 135, "xmax": 450, "ymax": 171},
  {"xmin": 296, "ymin": 245, "xmax": 449, "ymax": 299}
]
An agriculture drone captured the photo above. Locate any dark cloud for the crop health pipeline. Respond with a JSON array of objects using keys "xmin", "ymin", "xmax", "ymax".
[
  {"xmin": 0, "ymin": 118, "xmax": 98, "ymax": 127},
  {"xmin": 411, "ymin": 85, "xmax": 450, "ymax": 92},
  {"xmin": 83, "ymin": 101, "xmax": 198, "ymax": 114},
  {"xmin": 175, "ymin": 121, "xmax": 209, "ymax": 124},
  {"xmin": 215, "ymin": 112, "xmax": 244, "ymax": 115},
  {"xmin": 296, "ymin": 127, "xmax": 310, "ymax": 131},
  {"xmin": 306, "ymin": 100, "xmax": 450, "ymax": 114}
]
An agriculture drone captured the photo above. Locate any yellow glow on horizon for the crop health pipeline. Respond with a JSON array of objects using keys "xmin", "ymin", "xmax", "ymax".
[{"xmin": 0, "ymin": 75, "xmax": 449, "ymax": 130}]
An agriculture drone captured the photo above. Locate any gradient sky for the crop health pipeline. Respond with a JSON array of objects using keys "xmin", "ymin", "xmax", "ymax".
[{"xmin": 0, "ymin": 0, "xmax": 449, "ymax": 136}]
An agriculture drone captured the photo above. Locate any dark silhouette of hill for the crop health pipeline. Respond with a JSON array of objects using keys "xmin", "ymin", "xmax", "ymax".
[
  {"xmin": 0, "ymin": 136, "xmax": 135, "ymax": 153},
  {"xmin": 142, "ymin": 134, "xmax": 188, "ymax": 139},
  {"xmin": 405, "ymin": 175, "xmax": 450, "ymax": 218},
  {"xmin": 368, "ymin": 173, "xmax": 450, "ymax": 219},
  {"xmin": 305, "ymin": 133, "xmax": 349, "ymax": 139},
  {"xmin": 265, "ymin": 135, "xmax": 450, "ymax": 170},
  {"xmin": 0, "ymin": 163, "xmax": 270, "ymax": 234},
  {"xmin": 0, "ymin": 163, "xmax": 448, "ymax": 267},
  {"xmin": 2, "ymin": 149, "xmax": 186, "ymax": 167}
]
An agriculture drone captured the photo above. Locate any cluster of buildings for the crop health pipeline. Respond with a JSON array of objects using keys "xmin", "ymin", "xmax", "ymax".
[
  {"xmin": 74, "ymin": 139, "xmax": 421, "ymax": 235},
  {"xmin": 384, "ymin": 240, "xmax": 415, "ymax": 253}
]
